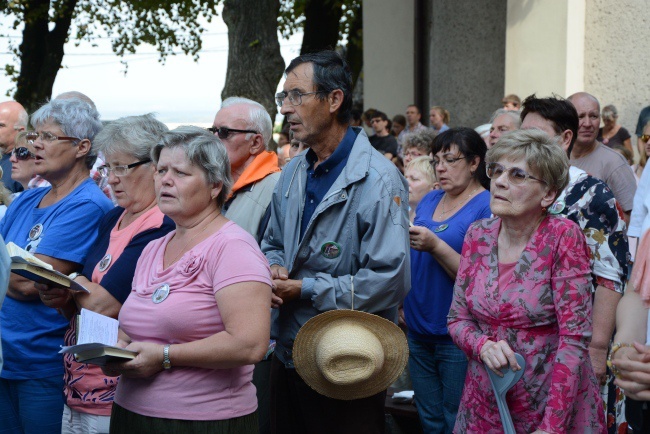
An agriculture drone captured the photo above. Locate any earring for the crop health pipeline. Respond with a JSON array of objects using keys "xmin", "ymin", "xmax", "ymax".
[{"xmin": 542, "ymin": 207, "xmax": 547, "ymax": 213}]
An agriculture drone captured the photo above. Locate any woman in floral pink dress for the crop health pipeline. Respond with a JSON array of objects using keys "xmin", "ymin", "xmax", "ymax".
[{"xmin": 447, "ymin": 129, "xmax": 606, "ymax": 433}]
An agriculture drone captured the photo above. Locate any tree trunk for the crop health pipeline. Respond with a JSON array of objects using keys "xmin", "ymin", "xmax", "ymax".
[
  {"xmin": 300, "ymin": 0, "xmax": 343, "ymax": 55},
  {"xmin": 14, "ymin": 0, "xmax": 78, "ymax": 113},
  {"xmin": 222, "ymin": 0, "xmax": 285, "ymax": 149}
]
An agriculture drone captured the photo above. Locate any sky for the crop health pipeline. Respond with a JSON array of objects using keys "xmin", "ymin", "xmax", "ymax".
[{"xmin": 0, "ymin": 11, "xmax": 303, "ymax": 125}]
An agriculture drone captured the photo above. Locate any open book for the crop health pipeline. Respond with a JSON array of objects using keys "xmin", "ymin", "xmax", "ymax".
[
  {"xmin": 6, "ymin": 242, "xmax": 89, "ymax": 293},
  {"xmin": 59, "ymin": 308, "xmax": 137, "ymax": 366}
]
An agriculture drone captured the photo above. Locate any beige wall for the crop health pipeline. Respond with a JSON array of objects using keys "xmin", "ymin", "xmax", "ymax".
[
  {"xmin": 504, "ymin": 0, "xmax": 585, "ymax": 99},
  {"xmin": 585, "ymin": 0, "xmax": 650, "ymax": 153},
  {"xmin": 363, "ymin": 0, "xmax": 415, "ymax": 119}
]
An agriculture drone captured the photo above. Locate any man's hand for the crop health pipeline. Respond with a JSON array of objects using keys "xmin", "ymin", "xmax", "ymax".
[{"xmin": 272, "ymin": 278, "xmax": 302, "ymax": 305}]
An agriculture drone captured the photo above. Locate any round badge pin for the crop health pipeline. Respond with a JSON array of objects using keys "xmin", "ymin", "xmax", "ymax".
[
  {"xmin": 434, "ymin": 224, "xmax": 449, "ymax": 233},
  {"xmin": 549, "ymin": 200, "xmax": 565, "ymax": 215},
  {"xmin": 29, "ymin": 223, "xmax": 43, "ymax": 241},
  {"xmin": 320, "ymin": 241, "xmax": 341, "ymax": 259},
  {"xmin": 152, "ymin": 283, "xmax": 171, "ymax": 304},
  {"xmin": 98, "ymin": 254, "xmax": 112, "ymax": 272}
]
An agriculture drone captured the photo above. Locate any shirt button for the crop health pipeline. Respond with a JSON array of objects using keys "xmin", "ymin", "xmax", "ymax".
[{"xmin": 310, "ymin": 200, "xmax": 314, "ymax": 203}]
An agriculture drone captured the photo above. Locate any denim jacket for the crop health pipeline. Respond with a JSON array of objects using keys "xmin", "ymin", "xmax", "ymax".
[{"xmin": 262, "ymin": 128, "xmax": 411, "ymax": 367}]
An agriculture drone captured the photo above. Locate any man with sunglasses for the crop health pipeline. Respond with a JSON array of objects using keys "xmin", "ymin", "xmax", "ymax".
[
  {"xmin": 210, "ymin": 97, "xmax": 281, "ymax": 244},
  {"xmin": 262, "ymin": 50, "xmax": 409, "ymax": 434},
  {"xmin": 0, "ymin": 101, "xmax": 28, "ymax": 193},
  {"xmin": 520, "ymin": 94, "xmax": 629, "ymax": 432}
]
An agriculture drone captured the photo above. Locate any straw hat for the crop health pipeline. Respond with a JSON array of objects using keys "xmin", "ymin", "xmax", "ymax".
[{"xmin": 293, "ymin": 309, "xmax": 409, "ymax": 400}]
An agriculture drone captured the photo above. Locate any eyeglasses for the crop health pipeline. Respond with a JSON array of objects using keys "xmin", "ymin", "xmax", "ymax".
[
  {"xmin": 641, "ymin": 134, "xmax": 650, "ymax": 142},
  {"xmin": 207, "ymin": 126, "xmax": 258, "ymax": 140},
  {"xmin": 98, "ymin": 159, "xmax": 151, "ymax": 177},
  {"xmin": 486, "ymin": 162, "xmax": 547, "ymax": 185},
  {"xmin": 431, "ymin": 155, "xmax": 465, "ymax": 168},
  {"xmin": 11, "ymin": 147, "xmax": 35, "ymax": 160},
  {"xmin": 275, "ymin": 90, "xmax": 326, "ymax": 108},
  {"xmin": 25, "ymin": 131, "xmax": 80, "ymax": 144}
]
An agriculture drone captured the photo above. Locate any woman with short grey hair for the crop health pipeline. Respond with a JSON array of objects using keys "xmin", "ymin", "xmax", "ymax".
[
  {"xmin": 104, "ymin": 126, "xmax": 272, "ymax": 433},
  {"xmin": 448, "ymin": 128, "xmax": 605, "ymax": 432},
  {"xmin": 0, "ymin": 98, "xmax": 114, "ymax": 433},
  {"xmin": 598, "ymin": 104, "xmax": 632, "ymax": 153},
  {"xmin": 37, "ymin": 113, "xmax": 174, "ymax": 433}
]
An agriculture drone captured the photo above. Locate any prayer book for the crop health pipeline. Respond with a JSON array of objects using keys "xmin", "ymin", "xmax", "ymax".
[
  {"xmin": 6, "ymin": 242, "xmax": 89, "ymax": 292},
  {"xmin": 59, "ymin": 308, "xmax": 137, "ymax": 366}
]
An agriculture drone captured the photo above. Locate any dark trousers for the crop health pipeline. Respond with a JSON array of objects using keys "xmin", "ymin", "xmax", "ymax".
[
  {"xmin": 626, "ymin": 398, "xmax": 650, "ymax": 433},
  {"xmin": 270, "ymin": 355, "xmax": 386, "ymax": 434}
]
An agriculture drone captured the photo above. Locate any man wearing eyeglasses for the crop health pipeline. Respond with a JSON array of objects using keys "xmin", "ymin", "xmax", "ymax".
[
  {"xmin": 0, "ymin": 101, "xmax": 28, "ymax": 193},
  {"xmin": 211, "ymin": 97, "xmax": 281, "ymax": 244},
  {"xmin": 262, "ymin": 50, "xmax": 409, "ymax": 434}
]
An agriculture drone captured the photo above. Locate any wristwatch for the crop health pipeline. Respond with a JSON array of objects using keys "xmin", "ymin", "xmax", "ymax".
[{"xmin": 163, "ymin": 344, "xmax": 172, "ymax": 370}]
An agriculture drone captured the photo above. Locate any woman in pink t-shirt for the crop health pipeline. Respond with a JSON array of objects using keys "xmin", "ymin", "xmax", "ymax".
[{"xmin": 103, "ymin": 126, "xmax": 272, "ymax": 433}]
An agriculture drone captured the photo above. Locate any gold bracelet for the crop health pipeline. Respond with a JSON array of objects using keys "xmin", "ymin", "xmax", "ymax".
[{"xmin": 607, "ymin": 342, "xmax": 634, "ymax": 378}]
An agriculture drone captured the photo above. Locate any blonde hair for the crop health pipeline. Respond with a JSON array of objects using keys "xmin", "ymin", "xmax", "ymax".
[
  {"xmin": 430, "ymin": 106, "xmax": 450, "ymax": 125},
  {"xmin": 405, "ymin": 156, "xmax": 437, "ymax": 188}
]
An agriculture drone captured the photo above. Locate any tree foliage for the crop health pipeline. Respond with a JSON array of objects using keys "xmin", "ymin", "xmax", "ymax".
[{"xmin": 0, "ymin": 0, "xmax": 219, "ymax": 111}]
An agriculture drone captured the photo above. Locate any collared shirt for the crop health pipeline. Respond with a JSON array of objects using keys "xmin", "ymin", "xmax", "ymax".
[{"xmin": 301, "ymin": 127, "xmax": 358, "ymax": 239}]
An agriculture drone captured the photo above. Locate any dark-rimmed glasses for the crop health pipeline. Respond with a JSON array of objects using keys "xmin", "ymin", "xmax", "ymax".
[
  {"xmin": 486, "ymin": 162, "xmax": 547, "ymax": 185},
  {"xmin": 98, "ymin": 159, "xmax": 151, "ymax": 177},
  {"xmin": 207, "ymin": 126, "xmax": 258, "ymax": 140},
  {"xmin": 25, "ymin": 131, "xmax": 80, "ymax": 144},
  {"xmin": 431, "ymin": 155, "xmax": 465, "ymax": 168},
  {"xmin": 275, "ymin": 90, "xmax": 327, "ymax": 108},
  {"xmin": 12, "ymin": 147, "xmax": 35, "ymax": 161}
]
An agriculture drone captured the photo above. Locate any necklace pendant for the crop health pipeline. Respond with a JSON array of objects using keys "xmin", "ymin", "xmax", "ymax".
[{"xmin": 434, "ymin": 224, "xmax": 449, "ymax": 233}]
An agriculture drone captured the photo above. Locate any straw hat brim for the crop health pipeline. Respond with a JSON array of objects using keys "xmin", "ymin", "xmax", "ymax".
[{"xmin": 293, "ymin": 309, "xmax": 409, "ymax": 401}]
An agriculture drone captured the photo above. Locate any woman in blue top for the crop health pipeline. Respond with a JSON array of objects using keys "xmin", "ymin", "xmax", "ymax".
[
  {"xmin": 405, "ymin": 128, "xmax": 491, "ymax": 433},
  {"xmin": 0, "ymin": 98, "xmax": 114, "ymax": 433}
]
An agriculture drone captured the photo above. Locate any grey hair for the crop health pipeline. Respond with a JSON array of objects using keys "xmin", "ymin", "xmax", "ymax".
[
  {"xmin": 151, "ymin": 126, "xmax": 232, "ymax": 208},
  {"xmin": 220, "ymin": 97, "xmax": 272, "ymax": 147},
  {"xmin": 403, "ymin": 129, "xmax": 438, "ymax": 154},
  {"xmin": 601, "ymin": 104, "xmax": 618, "ymax": 122},
  {"xmin": 489, "ymin": 108, "xmax": 522, "ymax": 127},
  {"xmin": 94, "ymin": 114, "xmax": 168, "ymax": 162},
  {"xmin": 486, "ymin": 128, "xmax": 569, "ymax": 195},
  {"xmin": 30, "ymin": 98, "xmax": 102, "ymax": 169}
]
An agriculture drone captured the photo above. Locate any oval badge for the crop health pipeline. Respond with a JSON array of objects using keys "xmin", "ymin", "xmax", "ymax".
[
  {"xmin": 549, "ymin": 200, "xmax": 565, "ymax": 215},
  {"xmin": 29, "ymin": 223, "xmax": 43, "ymax": 241},
  {"xmin": 152, "ymin": 283, "xmax": 171, "ymax": 304},
  {"xmin": 98, "ymin": 254, "xmax": 112, "ymax": 272},
  {"xmin": 433, "ymin": 224, "xmax": 449, "ymax": 233},
  {"xmin": 320, "ymin": 241, "xmax": 341, "ymax": 259}
]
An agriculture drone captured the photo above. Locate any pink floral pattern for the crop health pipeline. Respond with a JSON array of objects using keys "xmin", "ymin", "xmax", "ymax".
[{"xmin": 448, "ymin": 216, "xmax": 606, "ymax": 433}]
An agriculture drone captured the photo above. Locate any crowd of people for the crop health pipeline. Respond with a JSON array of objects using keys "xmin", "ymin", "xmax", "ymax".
[{"xmin": 0, "ymin": 49, "xmax": 649, "ymax": 434}]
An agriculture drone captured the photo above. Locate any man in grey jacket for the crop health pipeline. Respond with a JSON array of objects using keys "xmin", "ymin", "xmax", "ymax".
[{"xmin": 262, "ymin": 50, "xmax": 410, "ymax": 433}]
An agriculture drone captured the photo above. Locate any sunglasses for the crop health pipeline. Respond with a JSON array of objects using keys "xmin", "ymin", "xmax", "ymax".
[
  {"xmin": 641, "ymin": 134, "xmax": 650, "ymax": 142},
  {"xmin": 207, "ymin": 126, "xmax": 258, "ymax": 140},
  {"xmin": 12, "ymin": 147, "xmax": 35, "ymax": 161}
]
